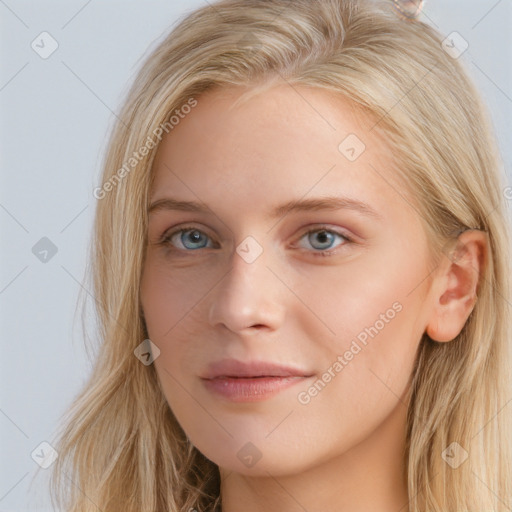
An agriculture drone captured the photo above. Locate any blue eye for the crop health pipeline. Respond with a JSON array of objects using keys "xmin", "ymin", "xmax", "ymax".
[
  {"xmin": 160, "ymin": 225, "xmax": 352, "ymax": 256},
  {"xmin": 297, "ymin": 228, "xmax": 351, "ymax": 255},
  {"xmin": 163, "ymin": 226, "xmax": 214, "ymax": 251}
]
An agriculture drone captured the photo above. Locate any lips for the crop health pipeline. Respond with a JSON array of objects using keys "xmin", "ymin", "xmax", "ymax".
[
  {"xmin": 200, "ymin": 359, "xmax": 315, "ymax": 402},
  {"xmin": 201, "ymin": 358, "xmax": 313, "ymax": 379}
]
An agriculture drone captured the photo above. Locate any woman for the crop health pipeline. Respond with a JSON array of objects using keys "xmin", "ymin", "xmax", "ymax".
[{"xmin": 47, "ymin": 0, "xmax": 512, "ymax": 510}]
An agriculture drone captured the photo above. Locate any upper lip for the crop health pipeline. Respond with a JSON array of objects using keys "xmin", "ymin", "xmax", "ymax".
[{"xmin": 201, "ymin": 358, "xmax": 313, "ymax": 379}]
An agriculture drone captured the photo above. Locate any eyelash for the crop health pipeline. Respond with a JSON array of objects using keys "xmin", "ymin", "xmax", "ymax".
[{"xmin": 157, "ymin": 224, "xmax": 354, "ymax": 258}]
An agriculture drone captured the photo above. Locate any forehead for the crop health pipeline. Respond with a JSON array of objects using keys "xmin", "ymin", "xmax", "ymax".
[{"xmin": 150, "ymin": 83, "xmax": 414, "ymax": 223}]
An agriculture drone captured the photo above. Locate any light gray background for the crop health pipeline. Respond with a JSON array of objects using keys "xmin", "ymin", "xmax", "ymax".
[{"xmin": 1, "ymin": 1, "xmax": 511, "ymax": 510}]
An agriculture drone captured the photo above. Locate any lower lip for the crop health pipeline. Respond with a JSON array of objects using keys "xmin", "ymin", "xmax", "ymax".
[{"xmin": 201, "ymin": 376, "xmax": 310, "ymax": 402}]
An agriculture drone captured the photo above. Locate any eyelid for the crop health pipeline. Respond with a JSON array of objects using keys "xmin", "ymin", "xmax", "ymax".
[
  {"xmin": 291, "ymin": 225, "xmax": 354, "ymax": 256},
  {"xmin": 296, "ymin": 224, "xmax": 353, "ymax": 242},
  {"xmin": 157, "ymin": 223, "xmax": 355, "ymax": 256},
  {"xmin": 158, "ymin": 224, "xmax": 217, "ymax": 248}
]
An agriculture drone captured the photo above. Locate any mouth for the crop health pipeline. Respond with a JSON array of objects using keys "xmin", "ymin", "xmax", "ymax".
[
  {"xmin": 200, "ymin": 358, "xmax": 315, "ymax": 402},
  {"xmin": 201, "ymin": 375, "xmax": 312, "ymax": 402},
  {"xmin": 201, "ymin": 358, "xmax": 313, "ymax": 379}
]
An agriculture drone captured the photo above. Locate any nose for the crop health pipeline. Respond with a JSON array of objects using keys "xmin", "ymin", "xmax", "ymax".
[{"xmin": 208, "ymin": 246, "xmax": 286, "ymax": 333}]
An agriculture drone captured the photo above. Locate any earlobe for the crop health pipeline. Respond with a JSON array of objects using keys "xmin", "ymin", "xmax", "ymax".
[{"xmin": 425, "ymin": 230, "xmax": 487, "ymax": 343}]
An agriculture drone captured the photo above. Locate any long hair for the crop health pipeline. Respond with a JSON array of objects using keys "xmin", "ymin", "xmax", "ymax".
[{"xmin": 43, "ymin": 0, "xmax": 512, "ymax": 510}]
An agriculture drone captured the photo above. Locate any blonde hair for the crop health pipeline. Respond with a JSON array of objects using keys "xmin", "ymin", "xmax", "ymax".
[{"xmin": 42, "ymin": 0, "xmax": 511, "ymax": 510}]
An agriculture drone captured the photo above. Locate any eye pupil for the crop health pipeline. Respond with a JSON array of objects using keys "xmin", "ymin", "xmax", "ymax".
[
  {"xmin": 309, "ymin": 230, "xmax": 335, "ymax": 249},
  {"xmin": 317, "ymin": 231, "xmax": 329, "ymax": 242},
  {"xmin": 182, "ymin": 229, "xmax": 206, "ymax": 249}
]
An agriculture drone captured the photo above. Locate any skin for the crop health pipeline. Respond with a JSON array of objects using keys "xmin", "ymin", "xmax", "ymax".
[{"xmin": 139, "ymin": 82, "xmax": 487, "ymax": 512}]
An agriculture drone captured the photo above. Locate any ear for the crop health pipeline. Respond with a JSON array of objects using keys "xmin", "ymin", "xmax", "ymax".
[{"xmin": 425, "ymin": 230, "xmax": 488, "ymax": 343}]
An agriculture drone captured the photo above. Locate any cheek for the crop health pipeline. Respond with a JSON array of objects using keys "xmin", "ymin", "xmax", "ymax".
[
  {"xmin": 140, "ymin": 257, "xmax": 215, "ymax": 409},
  {"xmin": 291, "ymin": 294, "xmax": 422, "ymax": 463},
  {"xmin": 299, "ymin": 240, "xmax": 426, "ymax": 344},
  {"xmin": 306, "ymin": 247, "xmax": 427, "ymax": 403},
  {"xmin": 140, "ymin": 262, "xmax": 201, "ymax": 420},
  {"xmin": 140, "ymin": 255, "xmax": 211, "ymax": 339}
]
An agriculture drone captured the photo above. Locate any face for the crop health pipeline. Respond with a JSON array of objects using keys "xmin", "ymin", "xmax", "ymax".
[{"xmin": 140, "ymin": 83, "xmax": 436, "ymax": 476}]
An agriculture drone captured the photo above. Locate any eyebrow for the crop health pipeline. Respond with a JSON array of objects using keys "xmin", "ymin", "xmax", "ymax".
[{"xmin": 148, "ymin": 195, "xmax": 382, "ymax": 220}]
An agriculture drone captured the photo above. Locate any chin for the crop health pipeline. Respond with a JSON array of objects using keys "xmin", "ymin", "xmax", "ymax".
[{"xmin": 192, "ymin": 433, "xmax": 320, "ymax": 478}]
